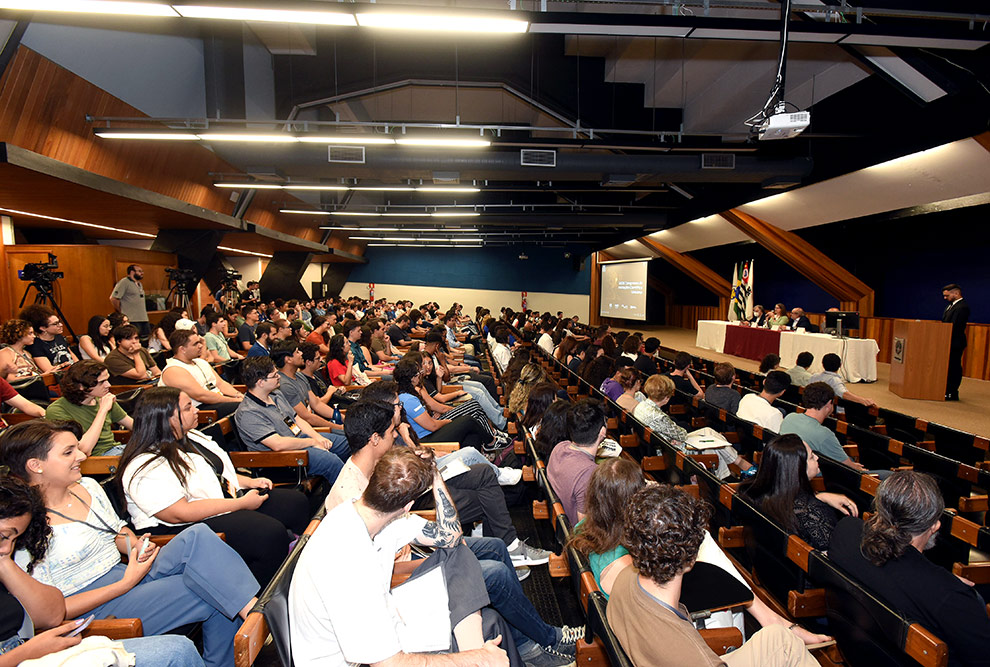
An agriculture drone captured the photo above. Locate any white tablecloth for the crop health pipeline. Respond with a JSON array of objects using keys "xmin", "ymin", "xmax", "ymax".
[
  {"xmin": 695, "ymin": 320, "xmax": 879, "ymax": 383},
  {"xmin": 696, "ymin": 320, "xmax": 727, "ymax": 353},
  {"xmin": 778, "ymin": 331, "xmax": 879, "ymax": 383}
]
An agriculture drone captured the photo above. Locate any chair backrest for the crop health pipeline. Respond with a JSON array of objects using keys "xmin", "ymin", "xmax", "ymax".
[
  {"xmin": 260, "ymin": 534, "xmax": 310, "ymax": 667},
  {"xmin": 586, "ymin": 591, "xmax": 635, "ymax": 667}
]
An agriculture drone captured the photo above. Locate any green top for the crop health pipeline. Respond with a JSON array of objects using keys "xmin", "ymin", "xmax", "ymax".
[
  {"xmin": 45, "ymin": 397, "xmax": 128, "ymax": 456},
  {"xmin": 204, "ymin": 331, "xmax": 231, "ymax": 361},
  {"xmin": 576, "ymin": 518, "xmax": 629, "ymax": 601},
  {"xmin": 766, "ymin": 314, "xmax": 790, "ymax": 326}
]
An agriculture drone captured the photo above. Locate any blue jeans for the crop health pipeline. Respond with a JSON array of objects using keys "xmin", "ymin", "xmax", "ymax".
[
  {"xmin": 75, "ymin": 524, "xmax": 259, "ymax": 667},
  {"xmin": 460, "ymin": 382, "xmax": 507, "ymax": 429},
  {"xmin": 465, "ymin": 537, "xmax": 557, "ymax": 648},
  {"xmin": 306, "ymin": 431, "xmax": 351, "ymax": 485},
  {"xmin": 120, "ymin": 635, "xmax": 205, "ymax": 666}
]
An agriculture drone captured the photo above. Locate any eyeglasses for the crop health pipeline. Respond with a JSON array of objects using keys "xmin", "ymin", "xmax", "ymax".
[
  {"xmin": 266, "ymin": 373, "xmax": 280, "ymax": 380},
  {"xmin": 46, "ymin": 320, "xmax": 61, "ymax": 327}
]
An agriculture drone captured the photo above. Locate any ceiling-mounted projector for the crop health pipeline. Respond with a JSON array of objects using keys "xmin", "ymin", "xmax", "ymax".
[{"xmin": 758, "ymin": 110, "xmax": 811, "ymax": 141}]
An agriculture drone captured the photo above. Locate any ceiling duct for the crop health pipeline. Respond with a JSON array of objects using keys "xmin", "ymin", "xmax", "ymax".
[
  {"xmin": 432, "ymin": 171, "xmax": 461, "ymax": 185},
  {"xmin": 702, "ymin": 154, "xmax": 736, "ymax": 170},
  {"xmin": 328, "ymin": 146, "xmax": 365, "ymax": 164},
  {"xmin": 521, "ymin": 149, "xmax": 556, "ymax": 168}
]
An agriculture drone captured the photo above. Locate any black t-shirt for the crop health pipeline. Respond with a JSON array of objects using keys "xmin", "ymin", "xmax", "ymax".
[
  {"xmin": 668, "ymin": 372, "xmax": 694, "ymax": 396},
  {"xmin": 387, "ymin": 324, "xmax": 410, "ymax": 347},
  {"xmin": 829, "ymin": 517, "xmax": 990, "ymax": 667},
  {"xmin": 237, "ymin": 323, "xmax": 256, "ymax": 348},
  {"xmin": 634, "ymin": 354, "xmax": 660, "ymax": 377},
  {"xmin": 26, "ymin": 335, "xmax": 73, "ymax": 366},
  {"xmin": 0, "ymin": 583, "xmax": 24, "ymax": 642}
]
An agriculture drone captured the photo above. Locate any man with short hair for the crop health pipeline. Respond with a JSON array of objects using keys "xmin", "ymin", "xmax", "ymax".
[
  {"xmin": 159, "ymin": 329, "xmax": 244, "ymax": 418},
  {"xmin": 829, "ymin": 471, "xmax": 990, "ymax": 664},
  {"xmin": 444, "ymin": 312, "xmax": 476, "ymax": 360},
  {"xmin": 668, "ymin": 351, "xmax": 704, "ymax": 400},
  {"xmin": 941, "ymin": 283, "xmax": 969, "ymax": 401},
  {"xmin": 786, "ymin": 351, "xmax": 814, "ymax": 388},
  {"xmin": 736, "ymin": 370, "xmax": 790, "ymax": 432},
  {"xmin": 234, "ymin": 356, "xmax": 349, "ymax": 485},
  {"xmin": 788, "ymin": 308, "xmax": 814, "ymax": 332},
  {"xmin": 104, "ymin": 324, "xmax": 161, "ymax": 382},
  {"xmin": 780, "ymin": 382, "xmax": 865, "ymax": 471},
  {"xmin": 238, "ymin": 306, "xmax": 260, "ymax": 351},
  {"xmin": 424, "ymin": 331, "xmax": 499, "ymax": 404},
  {"xmin": 272, "ymin": 318, "xmax": 292, "ymax": 341},
  {"xmin": 607, "ymin": 485, "xmax": 818, "ymax": 667},
  {"xmin": 369, "ymin": 318, "xmax": 400, "ymax": 363},
  {"xmin": 808, "ymin": 353, "xmax": 875, "ymax": 407},
  {"xmin": 110, "ymin": 264, "xmax": 149, "ymax": 337},
  {"xmin": 298, "ymin": 341, "xmax": 343, "ymax": 409},
  {"xmin": 246, "ymin": 322, "xmax": 275, "ymax": 358},
  {"xmin": 20, "ymin": 304, "xmax": 78, "ymax": 372},
  {"xmin": 491, "ymin": 328, "xmax": 512, "ymax": 374},
  {"xmin": 704, "ymin": 362, "xmax": 741, "ymax": 414},
  {"xmin": 272, "ymin": 342, "xmax": 347, "ymax": 437},
  {"xmin": 547, "ymin": 399, "xmax": 604, "ymax": 524},
  {"xmin": 203, "ymin": 312, "xmax": 243, "ymax": 363},
  {"xmin": 46, "ymin": 360, "xmax": 132, "ymax": 456},
  {"xmin": 388, "ymin": 314, "xmax": 412, "ymax": 347}
]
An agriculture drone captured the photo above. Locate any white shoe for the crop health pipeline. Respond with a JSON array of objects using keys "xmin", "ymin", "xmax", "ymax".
[{"xmin": 497, "ymin": 467, "xmax": 523, "ymax": 486}]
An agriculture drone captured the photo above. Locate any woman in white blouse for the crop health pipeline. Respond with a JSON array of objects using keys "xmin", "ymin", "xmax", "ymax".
[
  {"xmin": 118, "ymin": 387, "xmax": 310, "ymax": 585},
  {"xmin": 0, "ymin": 419, "xmax": 259, "ymax": 667}
]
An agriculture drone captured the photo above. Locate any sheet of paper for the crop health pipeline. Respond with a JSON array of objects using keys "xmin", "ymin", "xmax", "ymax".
[{"xmin": 390, "ymin": 565, "xmax": 451, "ymax": 652}]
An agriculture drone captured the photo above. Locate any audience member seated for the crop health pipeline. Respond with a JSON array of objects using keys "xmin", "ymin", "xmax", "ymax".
[
  {"xmin": 119, "ymin": 387, "xmax": 309, "ymax": 585},
  {"xmin": 634, "ymin": 337, "xmax": 661, "ymax": 377},
  {"xmin": 548, "ymin": 399, "xmax": 607, "ymax": 524},
  {"xmin": 0, "ymin": 474, "xmax": 205, "ymax": 666},
  {"xmin": 104, "ymin": 324, "xmax": 161, "ymax": 383},
  {"xmin": 518, "ymin": 383, "xmax": 558, "ymax": 440},
  {"xmin": 765, "ymin": 303, "xmax": 791, "ymax": 328},
  {"xmin": 388, "ymin": 314, "xmax": 413, "ymax": 348},
  {"xmin": 808, "ymin": 353, "xmax": 876, "ymax": 407},
  {"xmin": 424, "ymin": 332, "xmax": 496, "ymax": 398},
  {"xmin": 779, "ymin": 382, "xmax": 866, "ymax": 472},
  {"xmin": 741, "ymin": 434, "xmax": 858, "ymax": 550},
  {"xmin": 786, "ymin": 351, "xmax": 814, "ymax": 388},
  {"xmin": 327, "ymin": 333, "xmax": 364, "ymax": 386},
  {"xmin": 668, "ymin": 351, "xmax": 704, "ymax": 400},
  {"xmin": 759, "ymin": 353, "xmax": 781, "ymax": 375},
  {"xmin": 613, "ymin": 367, "xmax": 644, "ymax": 414},
  {"xmin": 536, "ymin": 321, "xmax": 554, "ymax": 356},
  {"xmin": 567, "ymin": 343, "xmax": 591, "ymax": 374},
  {"xmin": 507, "ymin": 363, "xmax": 549, "ymax": 417},
  {"xmin": 203, "ymin": 311, "xmax": 243, "ymax": 363},
  {"xmin": 444, "ymin": 312, "xmax": 477, "ymax": 359},
  {"xmin": 234, "ymin": 356, "xmax": 350, "ymax": 486},
  {"xmin": 298, "ymin": 342, "xmax": 347, "ymax": 408},
  {"xmin": 159, "ymin": 330, "xmax": 243, "ymax": 418},
  {"xmin": 0, "ymin": 356, "xmax": 46, "ymax": 420},
  {"xmin": 245, "ymin": 322, "xmax": 275, "ymax": 358},
  {"xmin": 0, "ymin": 319, "xmax": 44, "ymax": 381},
  {"xmin": 272, "ymin": 342, "xmax": 349, "ymax": 437},
  {"xmin": 491, "ymin": 327, "xmax": 513, "ymax": 374},
  {"xmin": 303, "ymin": 316, "xmax": 331, "ymax": 357},
  {"xmin": 553, "ymin": 336, "xmax": 578, "ymax": 368},
  {"xmin": 582, "ymin": 355, "xmax": 615, "ymax": 398},
  {"xmin": 788, "ymin": 308, "xmax": 816, "ymax": 332},
  {"xmin": 635, "ymin": 375, "xmax": 751, "ymax": 480},
  {"xmin": 829, "ymin": 471, "xmax": 990, "ymax": 666},
  {"xmin": 2, "ymin": 420, "xmax": 260, "ymax": 667},
  {"xmin": 19, "ymin": 305, "xmax": 78, "ymax": 373},
  {"xmin": 45, "ymin": 361, "xmax": 133, "ymax": 456},
  {"xmin": 78, "ymin": 315, "xmax": 115, "ymax": 362},
  {"xmin": 289, "ymin": 447, "xmax": 520, "ymax": 667},
  {"xmin": 607, "ymin": 485, "xmax": 819, "ymax": 667},
  {"xmin": 236, "ymin": 305, "xmax": 260, "ymax": 352},
  {"xmin": 736, "ymin": 370, "xmax": 790, "ymax": 432},
  {"xmin": 343, "ymin": 320, "xmax": 392, "ymax": 379},
  {"xmin": 704, "ymin": 362, "xmax": 741, "ymax": 414}
]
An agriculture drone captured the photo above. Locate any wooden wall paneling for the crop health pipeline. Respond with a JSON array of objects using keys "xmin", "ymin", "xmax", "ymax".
[
  {"xmin": 589, "ymin": 251, "xmax": 603, "ymax": 325},
  {"xmin": 720, "ymin": 209, "xmax": 875, "ymax": 317}
]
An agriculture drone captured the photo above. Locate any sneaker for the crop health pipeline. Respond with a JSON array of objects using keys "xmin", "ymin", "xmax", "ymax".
[
  {"xmin": 470, "ymin": 522, "xmax": 484, "ymax": 538},
  {"xmin": 557, "ymin": 625, "xmax": 585, "ymax": 647},
  {"xmin": 516, "ymin": 566, "xmax": 531, "ymax": 582},
  {"xmin": 497, "ymin": 467, "xmax": 523, "ymax": 486},
  {"xmin": 519, "ymin": 642, "xmax": 576, "ymax": 667},
  {"xmin": 509, "ymin": 539, "xmax": 552, "ymax": 566}
]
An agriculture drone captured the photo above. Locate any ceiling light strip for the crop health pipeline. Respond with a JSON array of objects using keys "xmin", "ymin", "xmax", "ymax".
[
  {"xmin": 0, "ymin": 206, "xmax": 157, "ymax": 238},
  {"xmin": 0, "ymin": 0, "xmax": 178, "ymax": 16},
  {"xmin": 173, "ymin": 4, "xmax": 356, "ymax": 25},
  {"xmin": 217, "ymin": 245, "xmax": 273, "ymax": 258}
]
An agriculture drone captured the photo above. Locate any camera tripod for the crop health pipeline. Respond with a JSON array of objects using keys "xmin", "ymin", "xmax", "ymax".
[
  {"xmin": 19, "ymin": 280, "xmax": 77, "ymax": 341},
  {"xmin": 165, "ymin": 280, "xmax": 193, "ymax": 312}
]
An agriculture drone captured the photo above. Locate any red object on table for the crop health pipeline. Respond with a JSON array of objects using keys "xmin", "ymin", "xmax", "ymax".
[{"xmin": 723, "ymin": 326, "xmax": 781, "ymax": 362}]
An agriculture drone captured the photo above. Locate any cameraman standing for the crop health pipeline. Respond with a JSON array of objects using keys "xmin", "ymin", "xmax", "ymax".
[{"xmin": 110, "ymin": 264, "xmax": 149, "ymax": 337}]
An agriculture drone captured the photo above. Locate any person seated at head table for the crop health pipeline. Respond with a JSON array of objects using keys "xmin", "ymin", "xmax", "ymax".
[{"xmin": 765, "ymin": 303, "xmax": 791, "ymax": 328}]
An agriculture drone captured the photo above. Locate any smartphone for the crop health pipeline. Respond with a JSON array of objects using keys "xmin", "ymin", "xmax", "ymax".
[
  {"xmin": 67, "ymin": 615, "xmax": 95, "ymax": 637},
  {"xmin": 140, "ymin": 534, "xmax": 151, "ymax": 556},
  {"xmin": 256, "ymin": 487, "xmax": 270, "ymax": 497}
]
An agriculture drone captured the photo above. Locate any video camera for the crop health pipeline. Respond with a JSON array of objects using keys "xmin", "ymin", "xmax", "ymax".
[
  {"xmin": 165, "ymin": 267, "xmax": 197, "ymax": 282},
  {"xmin": 18, "ymin": 253, "xmax": 64, "ymax": 284},
  {"xmin": 219, "ymin": 268, "xmax": 242, "ymax": 286}
]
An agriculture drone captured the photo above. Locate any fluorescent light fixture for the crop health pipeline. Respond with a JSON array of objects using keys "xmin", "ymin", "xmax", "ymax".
[
  {"xmin": 356, "ymin": 12, "xmax": 527, "ymax": 34},
  {"xmin": 415, "ymin": 187, "xmax": 481, "ymax": 193},
  {"xmin": 215, "ymin": 183, "xmax": 284, "ymax": 190},
  {"xmin": 431, "ymin": 212, "xmax": 480, "ymax": 217},
  {"xmin": 198, "ymin": 133, "xmax": 297, "ymax": 143},
  {"xmin": 280, "ymin": 209, "xmax": 332, "ymax": 215},
  {"xmin": 282, "ymin": 185, "xmax": 350, "ymax": 191},
  {"xmin": 330, "ymin": 211, "xmax": 432, "ymax": 217},
  {"xmin": 396, "ymin": 137, "xmax": 491, "ymax": 148},
  {"xmin": 367, "ymin": 243, "xmax": 398, "ymax": 247},
  {"xmin": 298, "ymin": 135, "xmax": 396, "ymax": 145},
  {"xmin": 217, "ymin": 245, "xmax": 273, "ymax": 258},
  {"xmin": 351, "ymin": 186, "xmax": 416, "ymax": 192},
  {"xmin": 95, "ymin": 131, "xmax": 199, "ymax": 140},
  {"xmin": 0, "ymin": 206, "xmax": 156, "ymax": 238},
  {"xmin": 174, "ymin": 4, "xmax": 356, "ymax": 25},
  {"xmin": 351, "ymin": 236, "xmax": 419, "ymax": 242},
  {"xmin": 0, "ymin": 0, "xmax": 177, "ymax": 16},
  {"xmin": 321, "ymin": 227, "xmax": 402, "ymax": 231},
  {"xmin": 450, "ymin": 238, "xmax": 484, "ymax": 242}
]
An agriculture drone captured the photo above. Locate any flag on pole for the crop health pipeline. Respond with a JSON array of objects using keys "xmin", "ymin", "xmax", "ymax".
[{"xmin": 728, "ymin": 260, "xmax": 755, "ymax": 321}]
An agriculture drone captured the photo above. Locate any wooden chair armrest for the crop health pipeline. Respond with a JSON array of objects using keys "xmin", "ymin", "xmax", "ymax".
[
  {"xmin": 390, "ymin": 559, "xmax": 426, "ymax": 588},
  {"xmin": 699, "ymin": 627, "xmax": 743, "ymax": 655},
  {"xmin": 411, "ymin": 510, "xmax": 437, "ymax": 521},
  {"xmin": 228, "ymin": 451, "xmax": 309, "ymax": 468},
  {"xmin": 80, "ymin": 456, "xmax": 121, "ymax": 476},
  {"xmin": 234, "ymin": 612, "xmax": 268, "ymax": 667},
  {"xmin": 112, "ymin": 430, "xmax": 131, "ymax": 444},
  {"xmin": 85, "ymin": 618, "xmax": 143, "ymax": 639},
  {"xmin": 440, "ymin": 385, "xmax": 463, "ymax": 394},
  {"xmin": 422, "ymin": 442, "xmax": 460, "ymax": 455}
]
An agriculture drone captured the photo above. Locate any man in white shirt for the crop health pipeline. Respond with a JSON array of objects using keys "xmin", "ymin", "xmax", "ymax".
[
  {"xmin": 290, "ymin": 446, "xmax": 518, "ymax": 667},
  {"xmin": 492, "ymin": 328, "xmax": 512, "ymax": 374},
  {"xmin": 808, "ymin": 353, "xmax": 876, "ymax": 407},
  {"xmin": 536, "ymin": 322, "xmax": 554, "ymax": 356},
  {"xmin": 160, "ymin": 329, "xmax": 243, "ymax": 418},
  {"xmin": 736, "ymin": 370, "xmax": 790, "ymax": 433}
]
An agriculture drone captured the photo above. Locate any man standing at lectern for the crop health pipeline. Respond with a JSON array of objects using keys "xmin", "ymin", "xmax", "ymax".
[{"xmin": 941, "ymin": 283, "xmax": 969, "ymax": 401}]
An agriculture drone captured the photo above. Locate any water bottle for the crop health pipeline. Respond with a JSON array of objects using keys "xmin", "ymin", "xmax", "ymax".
[{"xmin": 332, "ymin": 406, "xmax": 343, "ymax": 425}]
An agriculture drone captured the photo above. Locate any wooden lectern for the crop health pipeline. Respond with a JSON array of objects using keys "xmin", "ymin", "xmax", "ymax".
[{"xmin": 889, "ymin": 319, "xmax": 952, "ymax": 401}]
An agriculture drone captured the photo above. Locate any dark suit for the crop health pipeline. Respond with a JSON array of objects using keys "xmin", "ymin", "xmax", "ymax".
[
  {"xmin": 791, "ymin": 316, "xmax": 818, "ymax": 333},
  {"xmin": 942, "ymin": 297, "xmax": 969, "ymax": 396}
]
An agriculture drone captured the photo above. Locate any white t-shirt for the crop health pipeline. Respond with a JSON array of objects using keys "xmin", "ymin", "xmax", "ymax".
[
  {"xmin": 160, "ymin": 357, "xmax": 222, "ymax": 406},
  {"xmin": 736, "ymin": 393, "xmax": 784, "ymax": 433},
  {"xmin": 122, "ymin": 430, "xmax": 240, "ymax": 530},
  {"xmin": 15, "ymin": 478, "xmax": 126, "ymax": 595},
  {"xmin": 492, "ymin": 343, "xmax": 511, "ymax": 373},
  {"xmin": 537, "ymin": 333, "xmax": 554, "ymax": 355},
  {"xmin": 289, "ymin": 501, "xmax": 428, "ymax": 667}
]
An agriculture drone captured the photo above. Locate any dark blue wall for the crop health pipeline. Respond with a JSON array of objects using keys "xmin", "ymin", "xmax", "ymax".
[
  {"xmin": 348, "ymin": 245, "xmax": 591, "ymax": 295},
  {"xmin": 657, "ymin": 204, "xmax": 988, "ymax": 322}
]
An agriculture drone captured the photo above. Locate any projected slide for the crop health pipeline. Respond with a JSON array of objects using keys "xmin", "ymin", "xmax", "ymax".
[{"xmin": 600, "ymin": 260, "xmax": 648, "ymax": 321}]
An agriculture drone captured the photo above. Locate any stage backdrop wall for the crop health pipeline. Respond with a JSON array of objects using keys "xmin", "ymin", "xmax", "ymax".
[{"xmin": 344, "ymin": 246, "xmax": 591, "ymax": 318}]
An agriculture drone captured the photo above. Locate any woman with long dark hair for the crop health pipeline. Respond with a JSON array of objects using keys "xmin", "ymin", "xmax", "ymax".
[
  {"xmin": 533, "ymin": 400, "xmax": 571, "ymax": 461},
  {"xmin": 519, "ymin": 382, "xmax": 559, "ymax": 437},
  {"xmin": 741, "ymin": 433, "xmax": 858, "ymax": 550},
  {"xmin": 554, "ymin": 336, "xmax": 578, "ymax": 366},
  {"xmin": 574, "ymin": 344, "xmax": 602, "ymax": 379},
  {"xmin": 326, "ymin": 333, "xmax": 357, "ymax": 386},
  {"xmin": 78, "ymin": 315, "xmax": 115, "ymax": 362},
  {"xmin": 0, "ymin": 419, "xmax": 259, "ymax": 667},
  {"xmin": 118, "ymin": 387, "xmax": 309, "ymax": 584}
]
